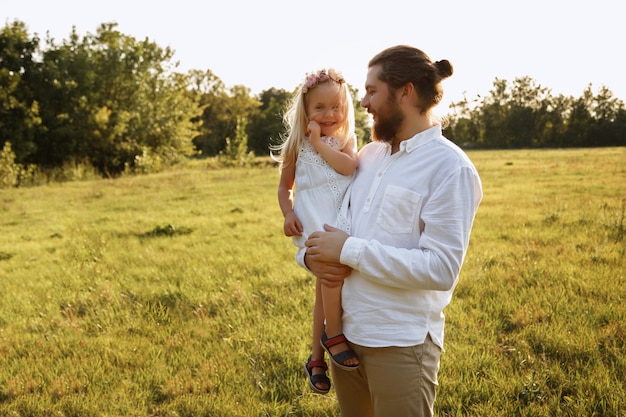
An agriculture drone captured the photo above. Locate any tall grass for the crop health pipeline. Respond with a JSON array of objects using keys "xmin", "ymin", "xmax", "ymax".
[{"xmin": 0, "ymin": 148, "xmax": 624, "ymax": 416}]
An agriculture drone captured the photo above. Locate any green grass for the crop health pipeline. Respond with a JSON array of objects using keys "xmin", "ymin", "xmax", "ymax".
[{"xmin": 0, "ymin": 148, "xmax": 625, "ymax": 416}]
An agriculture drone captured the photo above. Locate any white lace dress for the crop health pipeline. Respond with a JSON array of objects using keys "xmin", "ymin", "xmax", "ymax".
[{"xmin": 292, "ymin": 136, "xmax": 353, "ymax": 248}]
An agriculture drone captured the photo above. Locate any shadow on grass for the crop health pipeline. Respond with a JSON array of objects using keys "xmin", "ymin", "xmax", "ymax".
[{"xmin": 137, "ymin": 224, "xmax": 194, "ymax": 239}]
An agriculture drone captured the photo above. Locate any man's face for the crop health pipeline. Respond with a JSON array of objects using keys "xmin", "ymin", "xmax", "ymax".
[{"xmin": 361, "ymin": 65, "xmax": 404, "ymax": 142}]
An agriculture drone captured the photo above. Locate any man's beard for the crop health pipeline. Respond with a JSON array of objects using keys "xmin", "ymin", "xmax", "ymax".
[{"xmin": 372, "ymin": 96, "xmax": 404, "ymax": 143}]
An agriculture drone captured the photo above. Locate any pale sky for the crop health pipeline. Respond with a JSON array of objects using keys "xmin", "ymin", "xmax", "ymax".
[{"xmin": 3, "ymin": 0, "xmax": 624, "ymax": 113}]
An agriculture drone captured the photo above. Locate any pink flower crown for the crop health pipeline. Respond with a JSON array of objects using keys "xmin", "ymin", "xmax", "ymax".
[{"xmin": 302, "ymin": 69, "xmax": 345, "ymax": 94}]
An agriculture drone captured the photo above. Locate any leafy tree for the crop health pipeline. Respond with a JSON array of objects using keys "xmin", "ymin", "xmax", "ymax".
[
  {"xmin": 27, "ymin": 22, "xmax": 199, "ymax": 174},
  {"xmin": 190, "ymin": 70, "xmax": 261, "ymax": 156},
  {"xmin": 188, "ymin": 69, "xmax": 229, "ymax": 156},
  {"xmin": 477, "ymin": 78, "xmax": 510, "ymax": 148},
  {"xmin": 248, "ymin": 87, "xmax": 291, "ymax": 156},
  {"xmin": 228, "ymin": 84, "xmax": 261, "ymax": 152},
  {"xmin": 587, "ymin": 86, "xmax": 626, "ymax": 146},
  {"xmin": 0, "ymin": 20, "xmax": 42, "ymax": 162},
  {"xmin": 535, "ymin": 93, "xmax": 570, "ymax": 148},
  {"xmin": 561, "ymin": 86, "xmax": 594, "ymax": 148},
  {"xmin": 446, "ymin": 76, "xmax": 626, "ymax": 149},
  {"xmin": 218, "ymin": 117, "xmax": 254, "ymax": 167},
  {"xmin": 446, "ymin": 94, "xmax": 482, "ymax": 147},
  {"xmin": 350, "ymin": 85, "xmax": 371, "ymax": 147}
]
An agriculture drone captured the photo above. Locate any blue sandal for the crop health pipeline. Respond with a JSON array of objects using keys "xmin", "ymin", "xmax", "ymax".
[
  {"xmin": 321, "ymin": 331, "xmax": 360, "ymax": 371},
  {"xmin": 304, "ymin": 355, "xmax": 330, "ymax": 394}
]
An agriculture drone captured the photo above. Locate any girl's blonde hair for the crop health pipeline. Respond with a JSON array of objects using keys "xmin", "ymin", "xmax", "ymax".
[{"xmin": 272, "ymin": 68, "xmax": 355, "ymax": 169}]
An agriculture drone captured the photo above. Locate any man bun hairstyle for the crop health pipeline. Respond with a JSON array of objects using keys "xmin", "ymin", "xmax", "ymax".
[
  {"xmin": 435, "ymin": 60, "xmax": 453, "ymax": 79},
  {"xmin": 369, "ymin": 45, "xmax": 453, "ymax": 114}
]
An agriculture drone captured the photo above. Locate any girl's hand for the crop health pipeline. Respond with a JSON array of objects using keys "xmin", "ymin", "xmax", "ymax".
[
  {"xmin": 307, "ymin": 121, "xmax": 321, "ymax": 142},
  {"xmin": 283, "ymin": 212, "xmax": 303, "ymax": 237}
]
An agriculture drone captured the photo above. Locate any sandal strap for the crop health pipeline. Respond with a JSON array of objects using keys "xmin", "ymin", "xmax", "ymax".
[
  {"xmin": 307, "ymin": 359, "xmax": 328, "ymax": 371},
  {"xmin": 330, "ymin": 348, "xmax": 358, "ymax": 364},
  {"xmin": 322, "ymin": 333, "xmax": 348, "ymax": 348}
]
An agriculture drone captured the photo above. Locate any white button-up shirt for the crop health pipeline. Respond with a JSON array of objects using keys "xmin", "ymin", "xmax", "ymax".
[{"xmin": 339, "ymin": 124, "xmax": 482, "ymax": 349}]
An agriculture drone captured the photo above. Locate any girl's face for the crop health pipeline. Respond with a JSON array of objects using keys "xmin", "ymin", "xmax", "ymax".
[{"xmin": 306, "ymin": 82, "xmax": 345, "ymax": 137}]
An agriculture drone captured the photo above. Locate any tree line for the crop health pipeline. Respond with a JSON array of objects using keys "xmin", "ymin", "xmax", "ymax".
[
  {"xmin": 0, "ymin": 20, "xmax": 370, "ymax": 181},
  {"xmin": 1, "ymin": 20, "xmax": 625, "ymax": 185},
  {"xmin": 445, "ymin": 77, "xmax": 626, "ymax": 148}
]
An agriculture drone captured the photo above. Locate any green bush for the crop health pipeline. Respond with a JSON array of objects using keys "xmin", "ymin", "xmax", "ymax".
[{"xmin": 0, "ymin": 142, "xmax": 19, "ymax": 188}]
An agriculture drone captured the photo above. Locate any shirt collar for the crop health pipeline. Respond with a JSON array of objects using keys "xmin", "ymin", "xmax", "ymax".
[{"xmin": 399, "ymin": 124, "xmax": 442, "ymax": 153}]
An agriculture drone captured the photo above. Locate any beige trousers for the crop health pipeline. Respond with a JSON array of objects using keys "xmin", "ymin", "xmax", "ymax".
[{"xmin": 330, "ymin": 334, "xmax": 441, "ymax": 417}]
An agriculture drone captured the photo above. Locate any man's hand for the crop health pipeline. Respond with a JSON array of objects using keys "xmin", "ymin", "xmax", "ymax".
[
  {"xmin": 304, "ymin": 252, "xmax": 351, "ymax": 288},
  {"xmin": 305, "ymin": 224, "xmax": 349, "ymax": 263},
  {"xmin": 304, "ymin": 224, "xmax": 351, "ymax": 286}
]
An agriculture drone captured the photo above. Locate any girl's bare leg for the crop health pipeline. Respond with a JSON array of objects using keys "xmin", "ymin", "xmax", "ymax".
[
  {"xmin": 310, "ymin": 278, "xmax": 329, "ymax": 390},
  {"xmin": 321, "ymin": 282, "xmax": 359, "ymax": 366}
]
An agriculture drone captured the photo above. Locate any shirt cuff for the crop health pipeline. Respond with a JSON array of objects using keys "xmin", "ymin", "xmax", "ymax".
[
  {"xmin": 295, "ymin": 247, "xmax": 311, "ymax": 272},
  {"xmin": 340, "ymin": 236, "xmax": 364, "ymax": 269}
]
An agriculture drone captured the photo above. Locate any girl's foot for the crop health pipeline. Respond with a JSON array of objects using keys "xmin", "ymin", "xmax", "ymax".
[
  {"xmin": 304, "ymin": 355, "xmax": 330, "ymax": 394},
  {"xmin": 321, "ymin": 331, "xmax": 360, "ymax": 371}
]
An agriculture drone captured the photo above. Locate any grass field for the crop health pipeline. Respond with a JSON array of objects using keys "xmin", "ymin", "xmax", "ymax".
[{"xmin": 0, "ymin": 148, "xmax": 624, "ymax": 416}]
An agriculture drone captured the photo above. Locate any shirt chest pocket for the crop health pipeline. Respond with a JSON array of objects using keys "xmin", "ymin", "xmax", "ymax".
[{"xmin": 376, "ymin": 185, "xmax": 423, "ymax": 234}]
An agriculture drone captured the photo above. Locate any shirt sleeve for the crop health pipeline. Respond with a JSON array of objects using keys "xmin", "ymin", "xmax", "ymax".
[
  {"xmin": 295, "ymin": 246, "xmax": 311, "ymax": 272},
  {"xmin": 340, "ymin": 166, "xmax": 482, "ymax": 291}
]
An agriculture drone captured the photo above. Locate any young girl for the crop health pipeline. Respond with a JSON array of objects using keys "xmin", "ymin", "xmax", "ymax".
[{"xmin": 275, "ymin": 68, "xmax": 360, "ymax": 394}]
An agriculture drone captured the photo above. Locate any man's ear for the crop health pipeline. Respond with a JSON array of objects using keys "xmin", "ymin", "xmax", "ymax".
[{"xmin": 400, "ymin": 82, "xmax": 415, "ymax": 101}]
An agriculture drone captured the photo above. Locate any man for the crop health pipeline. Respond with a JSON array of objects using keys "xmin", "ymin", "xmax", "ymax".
[{"xmin": 300, "ymin": 45, "xmax": 483, "ymax": 416}]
